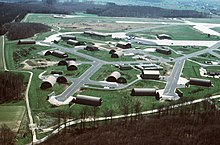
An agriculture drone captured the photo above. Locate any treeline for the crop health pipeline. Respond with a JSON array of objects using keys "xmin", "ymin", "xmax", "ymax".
[
  {"xmin": 0, "ymin": 71, "xmax": 25, "ymax": 103},
  {"xmin": 2, "ymin": 22, "xmax": 50, "ymax": 40},
  {"xmin": 40, "ymin": 100, "xmax": 220, "ymax": 145},
  {"xmin": 86, "ymin": 4, "xmax": 211, "ymax": 18},
  {"xmin": 0, "ymin": 2, "xmax": 68, "ymax": 35}
]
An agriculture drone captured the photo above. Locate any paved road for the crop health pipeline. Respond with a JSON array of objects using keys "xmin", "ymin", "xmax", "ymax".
[
  {"xmin": 162, "ymin": 59, "xmax": 185, "ymax": 99},
  {"xmin": 162, "ymin": 41, "xmax": 220, "ymax": 100},
  {"xmin": 56, "ymin": 62, "xmax": 103, "ymax": 101}
]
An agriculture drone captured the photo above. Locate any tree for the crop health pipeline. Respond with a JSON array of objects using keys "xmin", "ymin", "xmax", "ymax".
[
  {"xmin": 134, "ymin": 99, "xmax": 143, "ymax": 120},
  {"xmin": 92, "ymin": 106, "xmax": 99, "ymax": 128},
  {"xmin": 0, "ymin": 124, "xmax": 15, "ymax": 145}
]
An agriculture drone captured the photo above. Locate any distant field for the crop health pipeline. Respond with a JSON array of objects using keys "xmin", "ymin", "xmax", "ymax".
[
  {"xmin": 144, "ymin": 25, "xmax": 219, "ymax": 40},
  {"xmin": 185, "ymin": 18, "xmax": 220, "ymax": 24},
  {"xmin": 24, "ymin": 13, "xmax": 183, "ymax": 32},
  {"xmin": 211, "ymin": 27, "xmax": 220, "ymax": 33},
  {"xmin": 0, "ymin": 106, "xmax": 25, "ymax": 132}
]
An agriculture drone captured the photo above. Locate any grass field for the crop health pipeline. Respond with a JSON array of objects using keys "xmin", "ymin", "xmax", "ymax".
[
  {"xmin": 78, "ymin": 80, "xmax": 167, "ymax": 114},
  {"xmin": 0, "ymin": 36, "xmax": 4, "ymax": 70},
  {"xmin": 170, "ymin": 46, "xmax": 207, "ymax": 54},
  {"xmin": 186, "ymin": 18, "xmax": 220, "ymax": 24},
  {"xmin": 0, "ymin": 106, "xmax": 25, "ymax": 132},
  {"xmin": 211, "ymin": 27, "xmax": 220, "ymax": 33},
  {"xmin": 144, "ymin": 25, "xmax": 219, "ymax": 40},
  {"xmin": 180, "ymin": 61, "xmax": 220, "ymax": 100},
  {"xmin": 24, "ymin": 13, "xmax": 183, "ymax": 33},
  {"xmin": 91, "ymin": 64, "xmax": 140, "ymax": 83}
]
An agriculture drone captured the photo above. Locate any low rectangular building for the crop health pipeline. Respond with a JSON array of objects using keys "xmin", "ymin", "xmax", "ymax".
[
  {"xmin": 84, "ymin": 46, "xmax": 99, "ymax": 51},
  {"xmin": 60, "ymin": 35, "xmax": 76, "ymax": 41},
  {"xmin": 156, "ymin": 47, "xmax": 172, "ymax": 55},
  {"xmin": 116, "ymin": 42, "xmax": 132, "ymax": 49},
  {"xmin": 17, "ymin": 39, "xmax": 36, "ymax": 45},
  {"xmin": 52, "ymin": 50, "xmax": 68, "ymax": 58},
  {"xmin": 84, "ymin": 31, "xmax": 112, "ymax": 38},
  {"xmin": 141, "ymin": 70, "xmax": 160, "ymax": 80},
  {"xmin": 189, "ymin": 78, "xmax": 212, "ymax": 87},
  {"xmin": 131, "ymin": 88, "xmax": 157, "ymax": 96}
]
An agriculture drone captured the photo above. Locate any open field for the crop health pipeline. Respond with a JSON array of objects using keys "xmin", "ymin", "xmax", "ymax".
[
  {"xmin": 90, "ymin": 64, "xmax": 140, "ymax": 83},
  {"xmin": 0, "ymin": 106, "xmax": 25, "ymax": 132},
  {"xmin": 24, "ymin": 13, "xmax": 183, "ymax": 32},
  {"xmin": 144, "ymin": 25, "xmax": 219, "ymax": 40}
]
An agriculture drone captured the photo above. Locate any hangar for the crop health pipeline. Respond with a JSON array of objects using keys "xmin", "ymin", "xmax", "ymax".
[
  {"xmin": 67, "ymin": 39, "xmax": 84, "ymax": 46},
  {"xmin": 57, "ymin": 76, "xmax": 68, "ymax": 84},
  {"xmin": 84, "ymin": 31, "xmax": 112, "ymax": 38},
  {"xmin": 67, "ymin": 60, "xmax": 78, "ymax": 71},
  {"xmin": 131, "ymin": 88, "xmax": 157, "ymax": 96},
  {"xmin": 116, "ymin": 41, "xmax": 132, "ymax": 49},
  {"xmin": 109, "ymin": 49, "xmax": 116, "ymax": 54},
  {"xmin": 52, "ymin": 50, "xmax": 68, "ymax": 58},
  {"xmin": 58, "ymin": 60, "xmax": 68, "ymax": 66},
  {"xmin": 60, "ymin": 35, "xmax": 76, "ymax": 41},
  {"xmin": 40, "ymin": 76, "xmax": 57, "ymax": 90},
  {"xmin": 111, "ymin": 51, "xmax": 123, "ymax": 58},
  {"xmin": 106, "ymin": 71, "xmax": 127, "ymax": 83},
  {"xmin": 84, "ymin": 46, "xmax": 99, "ymax": 51},
  {"xmin": 71, "ymin": 95, "xmax": 102, "ymax": 106},
  {"xmin": 188, "ymin": 78, "xmax": 212, "ymax": 87},
  {"xmin": 141, "ymin": 70, "xmax": 160, "ymax": 80},
  {"xmin": 17, "ymin": 39, "xmax": 36, "ymax": 45},
  {"xmin": 106, "ymin": 71, "xmax": 121, "ymax": 82},
  {"xmin": 157, "ymin": 34, "xmax": 172, "ymax": 40},
  {"xmin": 43, "ymin": 50, "xmax": 52, "ymax": 56},
  {"xmin": 156, "ymin": 47, "xmax": 172, "ymax": 55}
]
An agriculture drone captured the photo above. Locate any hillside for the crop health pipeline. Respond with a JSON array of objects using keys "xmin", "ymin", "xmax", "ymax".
[{"xmin": 40, "ymin": 110, "xmax": 220, "ymax": 145}]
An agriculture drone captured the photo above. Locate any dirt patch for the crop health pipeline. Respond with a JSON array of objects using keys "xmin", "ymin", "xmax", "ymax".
[{"xmin": 21, "ymin": 59, "xmax": 58, "ymax": 70}]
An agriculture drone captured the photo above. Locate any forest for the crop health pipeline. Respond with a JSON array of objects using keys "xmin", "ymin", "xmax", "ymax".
[
  {"xmin": 0, "ymin": 71, "xmax": 25, "ymax": 103},
  {"xmin": 0, "ymin": 2, "xmax": 68, "ymax": 35},
  {"xmin": 86, "ymin": 4, "xmax": 211, "ymax": 18},
  {"xmin": 37, "ymin": 100, "xmax": 220, "ymax": 145},
  {"xmin": 2, "ymin": 22, "xmax": 51, "ymax": 40}
]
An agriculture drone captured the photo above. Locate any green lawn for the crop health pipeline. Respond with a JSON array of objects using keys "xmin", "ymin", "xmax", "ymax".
[
  {"xmin": 170, "ymin": 46, "xmax": 207, "ymax": 54},
  {"xmin": 0, "ymin": 106, "xmax": 25, "ymax": 132},
  {"xmin": 211, "ymin": 27, "xmax": 220, "ymax": 33},
  {"xmin": 144, "ymin": 25, "xmax": 219, "ymax": 40},
  {"xmin": 180, "ymin": 61, "xmax": 220, "ymax": 100},
  {"xmin": 78, "ymin": 80, "xmax": 167, "ymax": 114},
  {"xmin": 90, "ymin": 64, "xmax": 140, "ymax": 83}
]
